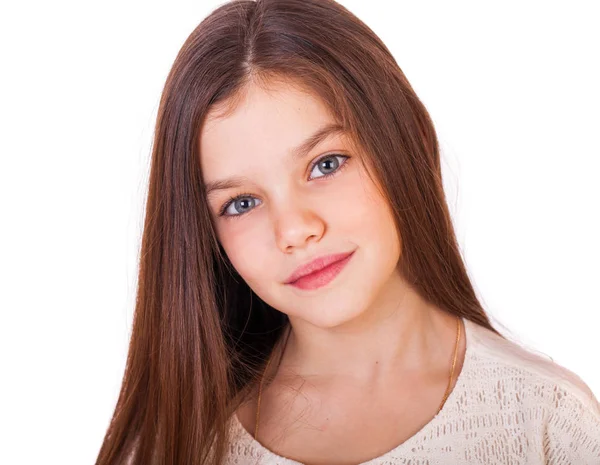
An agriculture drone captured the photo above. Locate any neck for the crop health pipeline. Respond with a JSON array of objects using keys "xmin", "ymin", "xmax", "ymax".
[{"xmin": 276, "ymin": 275, "xmax": 459, "ymax": 386}]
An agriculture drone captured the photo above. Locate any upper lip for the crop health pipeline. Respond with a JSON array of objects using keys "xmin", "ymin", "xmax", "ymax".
[{"xmin": 284, "ymin": 250, "xmax": 355, "ymax": 284}]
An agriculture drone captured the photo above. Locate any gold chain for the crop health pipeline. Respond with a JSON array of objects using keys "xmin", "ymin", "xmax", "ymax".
[{"xmin": 254, "ymin": 315, "xmax": 462, "ymax": 440}]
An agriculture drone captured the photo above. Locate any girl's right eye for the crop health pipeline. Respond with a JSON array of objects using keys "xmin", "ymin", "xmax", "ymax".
[
  {"xmin": 218, "ymin": 192, "xmax": 260, "ymax": 219},
  {"xmin": 218, "ymin": 153, "xmax": 350, "ymax": 220}
]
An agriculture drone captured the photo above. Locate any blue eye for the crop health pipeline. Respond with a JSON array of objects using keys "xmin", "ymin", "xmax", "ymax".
[{"xmin": 218, "ymin": 153, "xmax": 350, "ymax": 220}]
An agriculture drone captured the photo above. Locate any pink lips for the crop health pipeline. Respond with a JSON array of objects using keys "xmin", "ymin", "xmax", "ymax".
[{"xmin": 285, "ymin": 250, "xmax": 355, "ymax": 290}]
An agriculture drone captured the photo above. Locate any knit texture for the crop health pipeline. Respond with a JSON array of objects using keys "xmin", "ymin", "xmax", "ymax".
[{"xmin": 223, "ymin": 317, "xmax": 600, "ymax": 464}]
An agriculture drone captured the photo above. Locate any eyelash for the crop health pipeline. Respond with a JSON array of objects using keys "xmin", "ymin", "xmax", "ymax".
[{"xmin": 217, "ymin": 153, "xmax": 351, "ymax": 220}]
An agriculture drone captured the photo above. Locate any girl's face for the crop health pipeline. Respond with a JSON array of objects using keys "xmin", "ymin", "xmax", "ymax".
[{"xmin": 200, "ymin": 79, "xmax": 403, "ymax": 329}]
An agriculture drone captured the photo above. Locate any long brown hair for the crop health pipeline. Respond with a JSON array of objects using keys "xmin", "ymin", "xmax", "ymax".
[{"xmin": 95, "ymin": 0, "xmax": 511, "ymax": 463}]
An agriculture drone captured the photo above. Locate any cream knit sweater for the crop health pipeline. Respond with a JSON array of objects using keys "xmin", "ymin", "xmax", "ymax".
[{"xmin": 224, "ymin": 316, "xmax": 600, "ymax": 464}]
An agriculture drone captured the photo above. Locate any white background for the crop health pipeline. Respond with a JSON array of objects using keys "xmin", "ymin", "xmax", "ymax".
[{"xmin": 1, "ymin": 1, "xmax": 598, "ymax": 464}]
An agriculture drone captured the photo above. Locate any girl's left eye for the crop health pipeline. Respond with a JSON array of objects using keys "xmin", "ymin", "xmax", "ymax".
[{"xmin": 217, "ymin": 153, "xmax": 350, "ymax": 220}]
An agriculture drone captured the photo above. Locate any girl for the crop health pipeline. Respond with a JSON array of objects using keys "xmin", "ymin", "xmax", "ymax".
[{"xmin": 96, "ymin": 1, "xmax": 600, "ymax": 464}]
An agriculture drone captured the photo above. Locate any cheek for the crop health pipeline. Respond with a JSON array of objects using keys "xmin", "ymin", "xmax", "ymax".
[
  {"xmin": 217, "ymin": 222, "xmax": 272, "ymax": 288},
  {"xmin": 219, "ymin": 229, "xmax": 284, "ymax": 311},
  {"xmin": 333, "ymin": 170, "xmax": 398, "ymax": 240},
  {"xmin": 337, "ymin": 171, "xmax": 402, "ymax": 275}
]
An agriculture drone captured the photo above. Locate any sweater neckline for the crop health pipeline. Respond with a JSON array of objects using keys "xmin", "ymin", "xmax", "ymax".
[{"xmin": 231, "ymin": 315, "xmax": 476, "ymax": 465}]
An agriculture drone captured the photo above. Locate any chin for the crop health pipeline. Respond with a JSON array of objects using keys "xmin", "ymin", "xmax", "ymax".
[{"xmin": 287, "ymin": 293, "xmax": 370, "ymax": 330}]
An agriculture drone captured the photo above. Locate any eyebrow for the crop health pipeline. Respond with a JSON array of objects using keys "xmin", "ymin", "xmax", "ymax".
[{"xmin": 204, "ymin": 122, "xmax": 346, "ymax": 197}]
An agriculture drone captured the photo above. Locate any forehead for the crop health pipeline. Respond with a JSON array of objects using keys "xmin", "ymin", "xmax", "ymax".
[{"xmin": 199, "ymin": 81, "xmax": 338, "ymax": 170}]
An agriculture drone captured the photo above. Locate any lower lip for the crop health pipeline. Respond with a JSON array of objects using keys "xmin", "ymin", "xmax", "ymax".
[{"xmin": 288, "ymin": 251, "xmax": 355, "ymax": 290}]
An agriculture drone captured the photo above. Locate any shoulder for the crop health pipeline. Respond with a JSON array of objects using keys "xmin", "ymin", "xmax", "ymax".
[
  {"xmin": 464, "ymin": 317, "xmax": 598, "ymax": 411},
  {"xmin": 465, "ymin": 318, "xmax": 599, "ymax": 409},
  {"xmin": 464, "ymin": 318, "xmax": 600, "ymax": 462}
]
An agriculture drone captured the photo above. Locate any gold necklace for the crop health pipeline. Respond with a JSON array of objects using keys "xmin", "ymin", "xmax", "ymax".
[{"xmin": 254, "ymin": 315, "xmax": 462, "ymax": 440}]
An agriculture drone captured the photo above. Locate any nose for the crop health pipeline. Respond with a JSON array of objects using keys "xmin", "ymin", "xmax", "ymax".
[{"xmin": 273, "ymin": 198, "xmax": 326, "ymax": 253}]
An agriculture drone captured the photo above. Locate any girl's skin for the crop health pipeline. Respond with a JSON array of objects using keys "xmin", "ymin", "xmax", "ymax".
[{"xmin": 200, "ymin": 79, "xmax": 466, "ymax": 464}]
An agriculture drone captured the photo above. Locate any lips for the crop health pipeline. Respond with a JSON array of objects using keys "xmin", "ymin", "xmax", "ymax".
[{"xmin": 284, "ymin": 250, "xmax": 355, "ymax": 284}]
